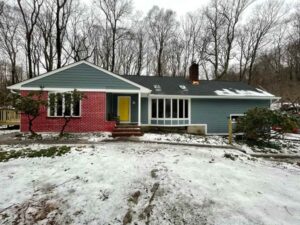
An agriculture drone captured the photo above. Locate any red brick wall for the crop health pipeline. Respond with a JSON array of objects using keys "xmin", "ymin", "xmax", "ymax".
[{"xmin": 20, "ymin": 91, "xmax": 116, "ymax": 133}]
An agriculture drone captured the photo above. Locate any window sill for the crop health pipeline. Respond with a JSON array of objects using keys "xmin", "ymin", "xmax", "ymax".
[{"xmin": 47, "ymin": 116, "xmax": 82, "ymax": 118}]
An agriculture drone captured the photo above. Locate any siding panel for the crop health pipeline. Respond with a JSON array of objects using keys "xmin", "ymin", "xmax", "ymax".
[
  {"xmin": 141, "ymin": 98, "xmax": 148, "ymax": 124},
  {"xmin": 191, "ymin": 99, "xmax": 270, "ymax": 133},
  {"xmin": 22, "ymin": 63, "xmax": 139, "ymax": 90}
]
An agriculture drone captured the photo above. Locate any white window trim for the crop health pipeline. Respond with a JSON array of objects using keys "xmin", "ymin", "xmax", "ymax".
[
  {"xmin": 150, "ymin": 97, "xmax": 190, "ymax": 125},
  {"xmin": 47, "ymin": 92, "xmax": 82, "ymax": 118}
]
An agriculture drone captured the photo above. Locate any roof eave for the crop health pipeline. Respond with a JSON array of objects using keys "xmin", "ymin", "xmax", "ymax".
[{"xmin": 149, "ymin": 93, "xmax": 280, "ymax": 100}]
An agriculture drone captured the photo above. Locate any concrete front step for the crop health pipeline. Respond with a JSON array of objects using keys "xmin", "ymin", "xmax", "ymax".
[
  {"xmin": 113, "ymin": 128, "xmax": 141, "ymax": 132},
  {"xmin": 116, "ymin": 124, "xmax": 140, "ymax": 128},
  {"xmin": 112, "ymin": 132, "xmax": 144, "ymax": 137}
]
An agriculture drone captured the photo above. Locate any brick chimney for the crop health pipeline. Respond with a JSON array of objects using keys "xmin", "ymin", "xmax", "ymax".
[{"xmin": 189, "ymin": 62, "xmax": 199, "ymax": 85}]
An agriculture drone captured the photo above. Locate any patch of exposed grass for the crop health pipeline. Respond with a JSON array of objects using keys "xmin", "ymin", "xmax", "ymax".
[
  {"xmin": 236, "ymin": 138, "xmax": 282, "ymax": 150},
  {"xmin": 0, "ymin": 146, "xmax": 71, "ymax": 162}
]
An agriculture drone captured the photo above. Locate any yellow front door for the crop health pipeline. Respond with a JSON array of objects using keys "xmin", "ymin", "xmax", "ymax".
[{"xmin": 118, "ymin": 96, "xmax": 130, "ymax": 122}]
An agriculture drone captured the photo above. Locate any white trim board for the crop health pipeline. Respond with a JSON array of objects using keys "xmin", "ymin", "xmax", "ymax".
[
  {"xmin": 16, "ymin": 87, "xmax": 144, "ymax": 93},
  {"xmin": 8, "ymin": 61, "xmax": 152, "ymax": 94},
  {"xmin": 149, "ymin": 94, "xmax": 279, "ymax": 100}
]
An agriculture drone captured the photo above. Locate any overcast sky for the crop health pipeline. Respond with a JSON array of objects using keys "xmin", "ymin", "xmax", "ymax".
[
  {"xmin": 133, "ymin": 0, "xmax": 210, "ymax": 16},
  {"xmin": 88, "ymin": 0, "xmax": 211, "ymax": 16}
]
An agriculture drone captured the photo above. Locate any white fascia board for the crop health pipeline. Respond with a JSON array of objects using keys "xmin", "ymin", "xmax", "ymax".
[
  {"xmin": 18, "ymin": 87, "xmax": 144, "ymax": 94},
  {"xmin": 8, "ymin": 60, "xmax": 152, "ymax": 94},
  {"xmin": 149, "ymin": 94, "xmax": 280, "ymax": 100}
]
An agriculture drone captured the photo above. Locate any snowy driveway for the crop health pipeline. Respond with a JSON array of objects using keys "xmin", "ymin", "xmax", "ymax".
[{"xmin": 0, "ymin": 142, "xmax": 300, "ymax": 225}]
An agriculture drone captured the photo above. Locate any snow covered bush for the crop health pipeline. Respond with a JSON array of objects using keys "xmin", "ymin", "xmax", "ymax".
[{"xmin": 236, "ymin": 108, "xmax": 298, "ymax": 142}]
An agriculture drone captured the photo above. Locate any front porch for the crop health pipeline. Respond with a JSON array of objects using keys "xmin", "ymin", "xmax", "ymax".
[
  {"xmin": 106, "ymin": 92, "xmax": 143, "ymax": 137},
  {"xmin": 106, "ymin": 93, "xmax": 141, "ymax": 125}
]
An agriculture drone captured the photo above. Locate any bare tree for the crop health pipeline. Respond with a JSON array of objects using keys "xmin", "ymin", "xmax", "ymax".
[
  {"xmin": 64, "ymin": 5, "xmax": 95, "ymax": 62},
  {"xmin": 17, "ymin": 0, "xmax": 44, "ymax": 78},
  {"xmin": 204, "ymin": 0, "xmax": 254, "ymax": 80},
  {"xmin": 286, "ymin": 2, "xmax": 300, "ymax": 81},
  {"xmin": 133, "ymin": 16, "xmax": 147, "ymax": 75},
  {"xmin": 0, "ymin": 1, "xmax": 3, "ymax": 16},
  {"xmin": 56, "ymin": 0, "xmax": 73, "ymax": 68},
  {"xmin": 0, "ymin": 3, "xmax": 21, "ymax": 84},
  {"xmin": 37, "ymin": 0, "xmax": 56, "ymax": 72},
  {"xmin": 146, "ymin": 6, "xmax": 178, "ymax": 76},
  {"xmin": 246, "ymin": 0, "xmax": 283, "ymax": 84},
  {"xmin": 98, "ymin": 0, "xmax": 132, "ymax": 72},
  {"xmin": 181, "ymin": 12, "xmax": 201, "ymax": 77}
]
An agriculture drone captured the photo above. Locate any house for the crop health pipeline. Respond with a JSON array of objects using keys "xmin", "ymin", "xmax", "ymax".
[{"xmin": 8, "ymin": 60, "xmax": 278, "ymax": 135}]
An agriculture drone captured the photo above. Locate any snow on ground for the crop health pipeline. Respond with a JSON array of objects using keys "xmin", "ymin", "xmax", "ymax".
[
  {"xmin": 39, "ymin": 132, "xmax": 113, "ymax": 142},
  {"xmin": 284, "ymin": 133, "xmax": 300, "ymax": 140},
  {"xmin": 237, "ymin": 135, "xmax": 300, "ymax": 155},
  {"xmin": 0, "ymin": 127, "xmax": 19, "ymax": 135},
  {"xmin": 140, "ymin": 133, "xmax": 228, "ymax": 146},
  {"xmin": 0, "ymin": 142, "xmax": 300, "ymax": 225}
]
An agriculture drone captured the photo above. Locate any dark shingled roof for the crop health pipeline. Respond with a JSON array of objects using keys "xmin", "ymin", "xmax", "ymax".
[{"xmin": 121, "ymin": 75, "xmax": 273, "ymax": 97}]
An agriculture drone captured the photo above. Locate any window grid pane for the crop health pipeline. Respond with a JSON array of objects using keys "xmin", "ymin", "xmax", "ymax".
[
  {"xmin": 158, "ymin": 99, "xmax": 164, "ymax": 118},
  {"xmin": 151, "ymin": 99, "xmax": 157, "ymax": 118},
  {"xmin": 179, "ymin": 99, "xmax": 184, "ymax": 118},
  {"xmin": 172, "ymin": 99, "xmax": 177, "ymax": 118},
  {"xmin": 48, "ymin": 93, "xmax": 81, "ymax": 117},
  {"xmin": 64, "ymin": 94, "xmax": 71, "ymax": 116},
  {"xmin": 151, "ymin": 98, "xmax": 189, "ymax": 121},
  {"xmin": 184, "ymin": 100, "xmax": 188, "ymax": 118},
  {"xmin": 73, "ymin": 99, "xmax": 80, "ymax": 116},
  {"xmin": 56, "ymin": 93, "xmax": 63, "ymax": 116},
  {"xmin": 49, "ymin": 94, "xmax": 56, "ymax": 116},
  {"xmin": 165, "ymin": 99, "xmax": 171, "ymax": 118}
]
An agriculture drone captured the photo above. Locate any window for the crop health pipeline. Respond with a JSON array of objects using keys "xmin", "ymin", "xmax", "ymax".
[
  {"xmin": 165, "ymin": 99, "xmax": 171, "ymax": 118},
  {"xmin": 230, "ymin": 114, "xmax": 244, "ymax": 123},
  {"xmin": 184, "ymin": 99, "xmax": 188, "ymax": 118},
  {"xmin": 179, "ymin": 99, "xmax": 184, "ymax": 118},
  {"xmin": 48, "ymin": 93, "xmax": 81, "ymax": 117},
  {"xmin": 153, "ymin": 84, "xmax": 162, "ymax": 92},
  {"xmin": 158, "ymin": 99, "xmax": 164, "ymax": 118},
  {"xmin": 179, "ymin": 85, "xmax": 187, "ymax": 91},
  {"xmin": 151, "ymin": 98, "xmax": 189, "ymax": 120},
  {"xmin": 56, "ymin": 93, "xmax": 63, "ymax": 116},
  {"xmin": 151, "ymin": 99, "xmax": 157, "ymax": 118},
  {"xmin": 172, "ymin": 99, "xmax": 177, "ymax": 118}
]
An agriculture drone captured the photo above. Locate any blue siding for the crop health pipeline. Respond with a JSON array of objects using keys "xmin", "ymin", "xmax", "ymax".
[
  {"xmin": 141, "ymin": 98, "xmax": 148, "ymax": 124},
  {"xmin": 23, "ymin": 63, "xmax": 139, "ymax": 90},
  {"xmin": 191, "ymin": 99, "xmax": 270, "ymax": 133}
]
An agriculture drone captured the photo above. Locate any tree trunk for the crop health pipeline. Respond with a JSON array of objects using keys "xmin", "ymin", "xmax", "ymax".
[
  {"xmin": 157, "ymin": 47, "xmax": 163, "ymax": 76},
  {"xmin": 27, "ymin": 36, "xmax": 33, "ymax": 78}
]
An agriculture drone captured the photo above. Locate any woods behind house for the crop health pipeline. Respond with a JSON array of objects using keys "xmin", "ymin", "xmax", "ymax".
[{"xmin": 0, "ymin": 0, "xmax": 299, "ymax": 102}]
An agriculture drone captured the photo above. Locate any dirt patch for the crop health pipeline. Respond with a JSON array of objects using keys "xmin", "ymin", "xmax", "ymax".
[
  {"xmin": 122, "ymin": 210, "xmax": 132, "ymax": 225},
  {"xmin": 0, "ymin": 196, "xmax": 71, "ymax": 225},
  {"xmin": 151, "ymin": 169, "xmax": 159, "ymax": 178},
  {"xmin": 128, "ymin": 191, "xmax": 141, "ymax": 204}
]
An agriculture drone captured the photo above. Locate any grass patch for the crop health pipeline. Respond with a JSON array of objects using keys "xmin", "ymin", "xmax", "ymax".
[
  {"xmin": 0, "ymin": 146, "xmax": 71, "ymax": 162},
  {"xmin": 238, "ymin": 139, "xmax": 282, "ymax": 150}
]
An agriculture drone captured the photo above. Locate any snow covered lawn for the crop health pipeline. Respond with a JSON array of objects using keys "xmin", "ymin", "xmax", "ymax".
[
  {"xmin": 1, "ymin": 142, "xmax": 300, "ymax": 225},
  {"xmin": 140, "ymin": 133, "xmax": 228, "ymax": 146}
]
